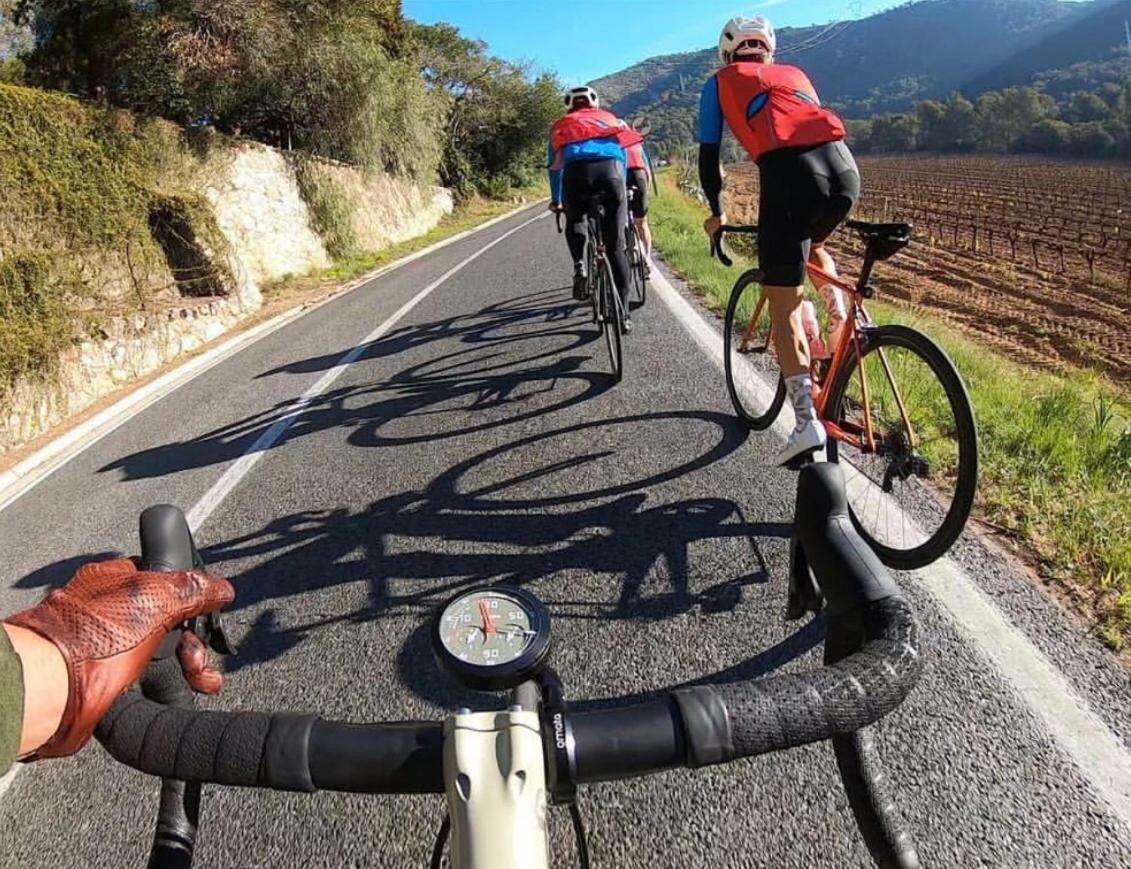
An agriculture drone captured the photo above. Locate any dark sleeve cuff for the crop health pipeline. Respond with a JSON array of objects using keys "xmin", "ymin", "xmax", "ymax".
[
  {"xmin": 0, "ymin": 627, "xmax": 23, "ymax": 773},
  {"xmin": 697, "ymin": 143, "xmax": 724, "ymax": 216}
]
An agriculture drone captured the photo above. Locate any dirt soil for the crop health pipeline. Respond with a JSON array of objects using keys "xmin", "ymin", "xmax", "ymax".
[{"xmin": 725, "ymin": 156, "xmax": 1131, "ymax": 390}]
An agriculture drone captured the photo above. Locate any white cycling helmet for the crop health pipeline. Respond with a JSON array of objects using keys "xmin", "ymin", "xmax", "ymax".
[
  {"xmin": 563, "ymin": 86, "xmax": 599, "ymax": 110},
  {"xmin": 718, "ymin": 15, "xmax": 776, "ymax": 64}
]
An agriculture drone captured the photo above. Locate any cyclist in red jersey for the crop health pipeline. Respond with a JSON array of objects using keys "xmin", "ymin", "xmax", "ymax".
[
  {"xmin": 548, "ymin": 87, "xmax": 642, "ymax": 329},
  {"xmin": 698, "ymin": 16, "xmax": 860, "ymax": 464}
]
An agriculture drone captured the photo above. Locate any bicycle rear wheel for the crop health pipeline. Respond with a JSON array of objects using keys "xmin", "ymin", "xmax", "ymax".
[
  {"xmin": 597, "ymin": 254, "xmax": 623, "ymax": 382},
  {"xmin": 824, "ymin": 324, "xmax": 978, "ymax": 569},
  {"xmin": 724, "ymin": 270, "xmax": 785, "ymax": 430}
]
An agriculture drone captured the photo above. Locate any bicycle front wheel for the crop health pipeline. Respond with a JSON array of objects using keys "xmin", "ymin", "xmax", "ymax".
[
  {"xmin": 597, "ymin": 254, "xmax": 623, "ymax": 382},
  {"xmin": 724, "ymin": 270, "xmax": 785, "ymax": 430},
  {"xmin": 824, "ymin": 324, "xmax": 978, "ymax": 569},
  {"xmin": 628, "ymin": 226, "xmax": 647, "ymax": 308}
]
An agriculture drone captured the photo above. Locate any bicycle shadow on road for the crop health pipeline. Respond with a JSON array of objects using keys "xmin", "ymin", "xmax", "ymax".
[
  {"xmin": 99, "ymin": 288, "xmax": 608, "ymax": 482},
  {"xmin": 183, "ymin": 408, "xmax": 817, "ymax": 709}
]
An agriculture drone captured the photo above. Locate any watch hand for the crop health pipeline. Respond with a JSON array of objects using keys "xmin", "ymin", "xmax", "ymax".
[{"xmin": 479, "ymin": 600, "xmax": 496, "ymax": 634}]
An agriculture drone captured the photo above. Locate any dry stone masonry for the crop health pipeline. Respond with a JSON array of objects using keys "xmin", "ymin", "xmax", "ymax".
[{"xmin": 0, "ymin": 143, "xmax": 453, "ymax": 456}]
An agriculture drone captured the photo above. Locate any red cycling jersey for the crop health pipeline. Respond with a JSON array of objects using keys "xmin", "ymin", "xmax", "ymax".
[
  {"xmin": 626, "ymin": 142, "xmax": 649, "ymax": 172},
  {"xmin": 715, "ymin": 63, "xmax": 845, "ymax": 162},
  {"xmin": 550, "ymin": 107, "xmax": 642, "ymax": 153}
]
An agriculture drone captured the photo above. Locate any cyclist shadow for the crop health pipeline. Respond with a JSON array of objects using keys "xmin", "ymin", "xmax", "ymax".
[
  {"xmin": 193, "ymin": 407, "xmax": 809, "ymax": 711},
  {"xmin": 13, "ymin": 551, "xmax": 125, "ymax": 590},
  {"xmin": 99, "ymin": 288, "xmax": 606, "ymax": 481}
]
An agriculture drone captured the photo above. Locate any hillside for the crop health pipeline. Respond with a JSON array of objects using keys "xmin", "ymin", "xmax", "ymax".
[
  {"xmin": 593, "ymin": 0, "xmax": 1122, "ymax": 156},
  {"xmin": 967, "ymin": 0, "xmax": 1131, "ymax": 95}
]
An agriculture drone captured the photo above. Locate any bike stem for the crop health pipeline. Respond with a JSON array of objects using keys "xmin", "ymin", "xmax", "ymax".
[{"xmin": 442, "ymin": 687, "xmax": 552, "ymax": 869}]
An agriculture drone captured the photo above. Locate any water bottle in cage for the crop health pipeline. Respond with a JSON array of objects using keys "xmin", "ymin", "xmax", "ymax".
[
  {"xmin": 800, "ymin": 300, "xmax": 827, "ymax": 362},
  {"xmin": 815, "ymin": 252, "xmax": 847, "ymax": 343}
]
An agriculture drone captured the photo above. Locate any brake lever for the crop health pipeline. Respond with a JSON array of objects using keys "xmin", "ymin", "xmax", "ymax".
[{"xmin": 711, "ymin": 229, "xmax": 734, "ymax": 268}]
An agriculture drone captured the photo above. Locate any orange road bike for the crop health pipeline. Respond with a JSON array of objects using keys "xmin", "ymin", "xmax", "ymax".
[{"xmin": 713, "ymin": 221, "xmax": 978, "ymax": 569}]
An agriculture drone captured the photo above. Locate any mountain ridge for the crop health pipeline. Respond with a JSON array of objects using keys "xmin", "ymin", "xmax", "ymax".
[{"xmin": 592, "ymin": 0, "xmax": 1129, "ymax": 156}]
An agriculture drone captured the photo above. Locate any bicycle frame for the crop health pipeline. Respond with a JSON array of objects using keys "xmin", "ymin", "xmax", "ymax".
[{"xmin": 737, "ymin": 254, "xmax": 919, "ymax": 456}]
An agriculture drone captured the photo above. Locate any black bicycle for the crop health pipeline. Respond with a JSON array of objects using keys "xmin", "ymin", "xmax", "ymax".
[
  {"xmin": 625, "ymin": 188, "xmax": 647, "ymax": 309},
  {"xmin": 556, "ymin": 202, "xmax": 626, "ymax": 382},
  {"xmin": 96, "ymin": 463, "xmax": 925, "ymax": 869}
]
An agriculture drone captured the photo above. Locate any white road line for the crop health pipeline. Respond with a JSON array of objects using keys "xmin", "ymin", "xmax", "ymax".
[
  {"xmin": 649, "ymin": 263, "xmax": 1131, "ymax": 832},
  {"xmin": 0, "ymin": 200, "xmax": 544, "ymax": 516},
  {"xmin": 0, "ymin": 205, "xmax": 546, "ymax": 808},
  {"xmin": 185, "ymin": 211, "xmax": 549, "ymax": 533}
]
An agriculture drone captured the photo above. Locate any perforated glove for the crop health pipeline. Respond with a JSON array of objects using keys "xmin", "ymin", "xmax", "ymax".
[{"xmin": 6, "ymin": 558, "xmax": 233, "ymax": 758}]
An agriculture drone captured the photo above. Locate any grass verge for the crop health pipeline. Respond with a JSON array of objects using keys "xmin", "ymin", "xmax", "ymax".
[
  {"xmin": 650, "ymin": 170, "xmax": 1131, "ymax": 651},
  {"xmin": 263, "ymin": 188, "xmax": 544, "ymax": 298}
]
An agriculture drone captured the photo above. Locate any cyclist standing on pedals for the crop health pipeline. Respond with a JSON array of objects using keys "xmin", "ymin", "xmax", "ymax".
[
  {"xmin": 698, "ymin": 16, "xmax": 860, "ymax": 465},
  {"xmin": 625, "ymin": 137, "xmax": 654, "ymax": 277},
  {"xmin": 548, "ymin": 86, "xmax": 642, "ymax": 332}
]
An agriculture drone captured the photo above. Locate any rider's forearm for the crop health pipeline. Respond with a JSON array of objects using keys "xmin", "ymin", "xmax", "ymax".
[
  {"xmin": 698, "ymin": 143, "xmax": 724, "ymax": 217},
  {"xmin": 2, "ymin": 624, "xmax": 66, "ymax": 758},
  {"xmin": 0, "ymin": 624, "xmax": 26, "ymax": 772}
]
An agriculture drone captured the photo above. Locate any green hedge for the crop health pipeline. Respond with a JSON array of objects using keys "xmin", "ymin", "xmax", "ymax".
[{"xmin": 0, "ymin": 83, "xmax": 230, "ymax": 390}]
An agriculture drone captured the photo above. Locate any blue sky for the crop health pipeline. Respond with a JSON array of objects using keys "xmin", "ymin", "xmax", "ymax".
[{"xmin": 403, "ymin": 0, "xmax": 905, "ymax": 84}]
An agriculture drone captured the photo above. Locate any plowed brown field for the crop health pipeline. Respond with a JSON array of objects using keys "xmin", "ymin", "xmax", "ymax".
[{"xmin": 725, "ymin": 155, "xmax": 1131, "ymax": 388}]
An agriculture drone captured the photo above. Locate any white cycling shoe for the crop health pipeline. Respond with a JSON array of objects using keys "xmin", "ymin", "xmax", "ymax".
[{"xmin": 775, "ymin": 418, "xmax": 827, "ymax": 466}]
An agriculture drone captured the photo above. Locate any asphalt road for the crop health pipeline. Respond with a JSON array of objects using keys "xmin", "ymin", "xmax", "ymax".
[{"xmin": 1, "ymin": 203, "xmax": 1130, "ymax": 868}]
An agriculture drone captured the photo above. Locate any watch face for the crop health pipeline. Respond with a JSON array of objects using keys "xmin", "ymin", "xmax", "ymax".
[{"xmin": 432, "ymin": 586, "xmax": 550, "ymax": 691}]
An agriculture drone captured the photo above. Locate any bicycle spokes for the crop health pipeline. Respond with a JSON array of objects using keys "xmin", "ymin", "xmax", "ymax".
[{"xmin": 827, "ymin": 331, "xmax": 975, "ymax": 565}]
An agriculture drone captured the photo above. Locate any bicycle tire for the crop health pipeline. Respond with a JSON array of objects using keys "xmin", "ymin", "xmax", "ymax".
[
  {"xmin": 824, "ymin": 324, "xmax": 978, "ymax": 569},
  {"xmin": 597, "ymin": 254, "xmax": 623, "ymax": 382},
  {"xmin": 723, "ymin": 270, "xmax": 785, "ymax": 430},
  {"xmin": 626, "ymin": 224, "xmax": 647, "ymax": 308},
  {"xmin": 586, "ymin": 219, "xmax": 600, "ymax": 323}
]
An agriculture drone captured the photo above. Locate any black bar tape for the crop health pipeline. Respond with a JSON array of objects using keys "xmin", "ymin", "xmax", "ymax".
[
  {"xmin": 671, "ymin": 686, "xmax": 731, "ymax": 767},
  {"xmin": 98, "ymin": 693, "xmax": 304, "ymax": 790},
  {"xmin": 707, "ymin": 597, "xmax": 920, "ymax": 761},
  {"xmin": 308, "ymin": 721, "xmax": 444, "ymax": 794},
  {"xmin": 263, "ymin": 715, "xmax": 317, "ymax": 792}
]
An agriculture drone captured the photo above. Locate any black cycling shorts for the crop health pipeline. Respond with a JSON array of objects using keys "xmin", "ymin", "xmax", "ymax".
[
  {"xmin": 626, "ymin": 168, "xmax": 650, "ymax": 218},
  {"xmin": 756, "ymin": 140, "xmax": 860, "ymax": 286}
]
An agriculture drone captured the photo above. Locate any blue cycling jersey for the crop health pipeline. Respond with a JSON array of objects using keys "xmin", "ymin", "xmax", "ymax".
[{"xmin": 547, "ymin": 138, "xmax": 627, "ymax": 203}]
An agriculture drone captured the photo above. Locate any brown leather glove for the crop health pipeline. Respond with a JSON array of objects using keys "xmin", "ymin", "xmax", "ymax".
[{"xmin": 6, "ymin": 558, "xmax": 234, "ymax": 758}]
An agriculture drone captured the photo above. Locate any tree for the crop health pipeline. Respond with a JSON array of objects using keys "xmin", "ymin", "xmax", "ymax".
[
  {"xmin": 914, "ymin": 99, "xmax": 948, "ymax": 151},
  {"xmin": 1069, "ymin": 122, "xmax": 1115, "ymax": 157},
  {"xmin": 411, "ymin": 21, "xmax": 561, "ymax": 197},
  {"xmin": 939, "ymin": 92, "xmax": 977, "ymax": 151},
  {"xmin": 868, "ymin": 114, "xmax": 919, "ymax": 152},
  {"xmin": 1016, "ymin": 118, "xmax": 1071, "ymax": 153},
  {"xmin": 975, "ymin": 87, "xmax": 1054, "ymax": 152},
  {"xmin": 1064, "ymin": 91, "xmax": 1110, "ymax": 124},
  {"xmin": 13, "ymin": 0, "xmax": 441, "ymax": 177}
]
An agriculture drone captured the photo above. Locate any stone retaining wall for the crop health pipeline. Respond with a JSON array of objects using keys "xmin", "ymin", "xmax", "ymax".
[{"xmin": 0, "ymin": 143, "xmax": 453, "ymax": 457}]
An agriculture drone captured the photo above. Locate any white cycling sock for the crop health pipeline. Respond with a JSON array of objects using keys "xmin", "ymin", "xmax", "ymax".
[{"xmin": 785, "ymin": 373, "xmax": 816, "ymax": 428}]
